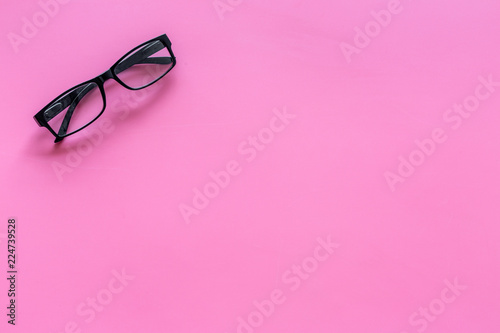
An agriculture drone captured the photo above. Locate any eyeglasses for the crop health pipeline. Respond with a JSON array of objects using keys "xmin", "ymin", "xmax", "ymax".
[{"xmin": 34, "ymin": 34, "xmax": 176, "ymax": 143}]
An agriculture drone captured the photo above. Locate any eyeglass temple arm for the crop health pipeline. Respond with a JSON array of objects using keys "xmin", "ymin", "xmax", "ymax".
[
  {"xmin": 43, "ymin": 83, "xmax": 93, "ymax": 122},
  {"xmin": 114, "ymin": 40, "xmax": 173, "ymax": 75},
  {"xmin": 57, "ymin": 83, "xmax": 96, "ymax": 136}
]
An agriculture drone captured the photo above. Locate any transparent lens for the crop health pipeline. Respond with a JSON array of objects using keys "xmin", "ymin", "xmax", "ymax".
[
  {"xmin": 43, "ymin": 82, "xmax": 103, "ymax": 136},
  {"xmin": 114, "ymin": 40, "xmax": 173, "ymax": 89}
]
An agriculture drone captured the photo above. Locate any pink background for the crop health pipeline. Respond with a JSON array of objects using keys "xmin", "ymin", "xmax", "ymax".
[{"xmin": 1, "ymin": 0, "xmax": 500, "ymax": 332}]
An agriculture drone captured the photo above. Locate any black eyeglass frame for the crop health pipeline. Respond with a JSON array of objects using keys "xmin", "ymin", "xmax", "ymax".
[{"xmin": 34, "ymin": 34, "xmax": 176, "ymax": 143}]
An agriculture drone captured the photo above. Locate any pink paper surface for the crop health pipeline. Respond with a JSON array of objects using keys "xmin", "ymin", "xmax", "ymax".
[{"xmin": 1, "ymin": 0, "xmax": 500, "ymax": 332}]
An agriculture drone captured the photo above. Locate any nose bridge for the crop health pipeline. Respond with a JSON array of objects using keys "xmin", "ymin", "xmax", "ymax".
[{"xmin": 98, "ymin": 69, "xmax": 114, "ymax": 83}]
